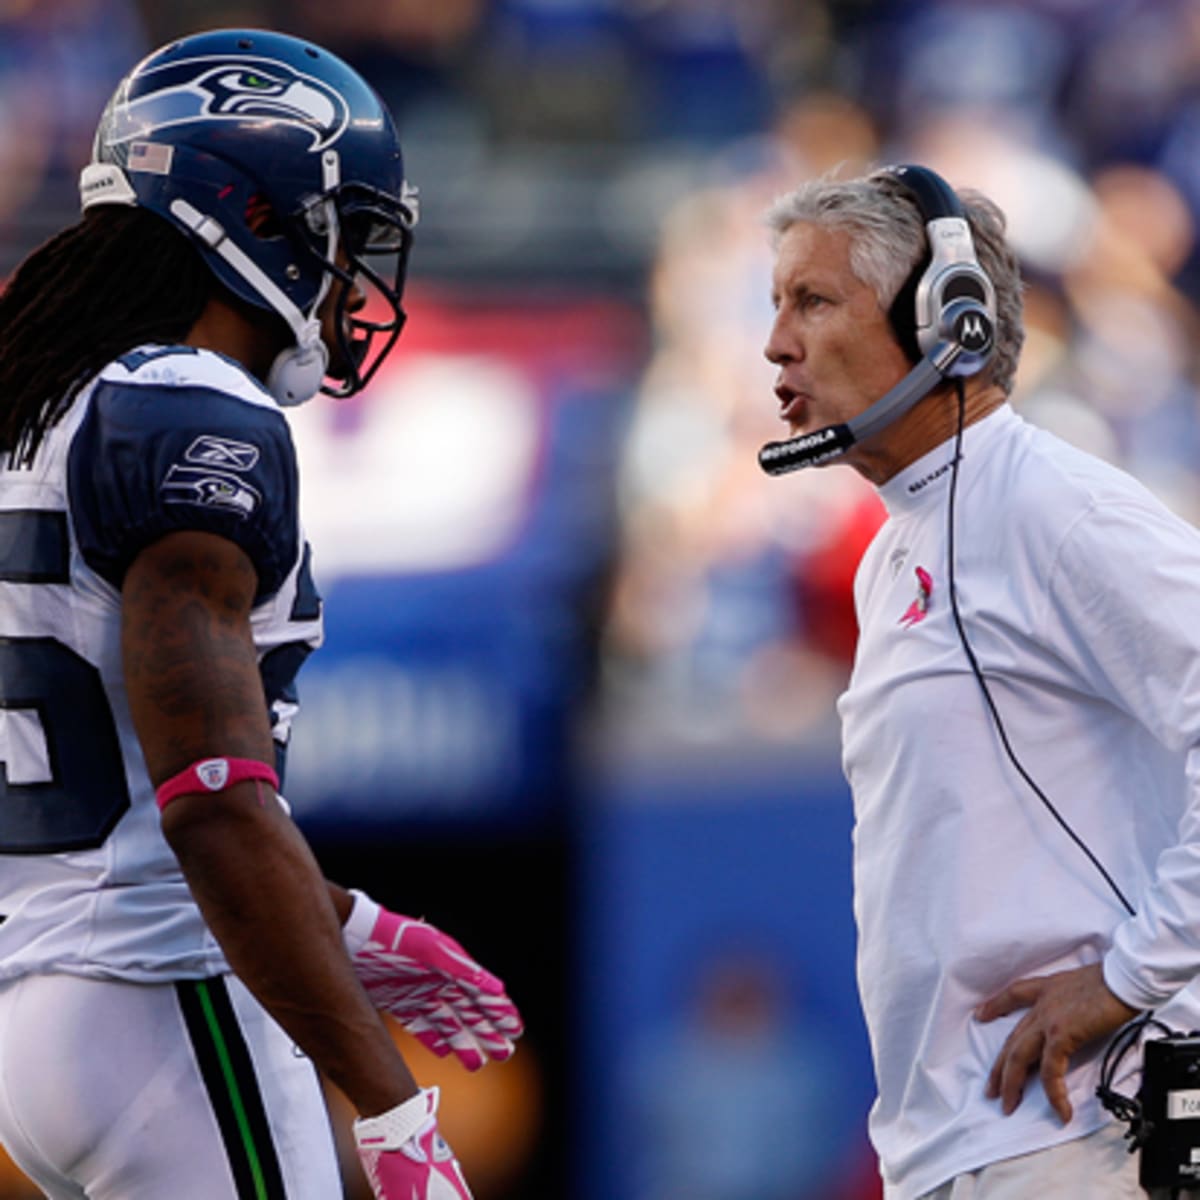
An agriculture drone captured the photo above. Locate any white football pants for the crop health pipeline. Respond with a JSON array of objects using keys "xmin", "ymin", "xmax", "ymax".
[{"xmin": 0, "ymin": 971, "xmax": 343, "ymax": 1198}]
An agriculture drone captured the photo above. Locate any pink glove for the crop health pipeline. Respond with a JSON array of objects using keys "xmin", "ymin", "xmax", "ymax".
[
  {"xmin": 343, "ymin": 890, "xmax": 524, "ymax": 1071},
  {"xmin": 355, "ymin": 1087, "xmax": 471, "ymax": 1200}
]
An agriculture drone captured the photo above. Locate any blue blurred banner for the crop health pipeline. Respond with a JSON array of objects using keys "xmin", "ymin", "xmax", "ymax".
[
  {"xmin": 579, "ymin": 753, "xmax": 882, "ymax": 1200},
  {"xmin": 285, "ymin": 291, "xmax": 646, "ymax": 832}
]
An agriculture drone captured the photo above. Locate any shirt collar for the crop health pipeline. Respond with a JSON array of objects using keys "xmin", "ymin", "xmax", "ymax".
[{"xmin": 877, "ymin": 403, "xmax": 1017, "ymax": 517}]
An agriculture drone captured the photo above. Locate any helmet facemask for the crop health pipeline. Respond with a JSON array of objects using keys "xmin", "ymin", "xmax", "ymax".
[{"xmin": 294, "ymin": 179, "xmax": 418, "ymax": 398}]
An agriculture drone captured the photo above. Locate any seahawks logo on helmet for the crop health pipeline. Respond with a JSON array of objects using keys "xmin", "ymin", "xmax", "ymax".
[{"xmin": 105, "ymin": 55, "xmax": 350, "ymax": 152}]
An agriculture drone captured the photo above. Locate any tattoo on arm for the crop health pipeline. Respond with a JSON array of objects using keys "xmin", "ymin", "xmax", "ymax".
[{"xmin": 122, "ymin": 531, "xmax": 275, "ymax": 782}]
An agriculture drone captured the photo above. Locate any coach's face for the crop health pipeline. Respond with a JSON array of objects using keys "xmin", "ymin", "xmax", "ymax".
[{"xmin": 764, "ymin": 221, "xmax": 913, "ymax": 483}]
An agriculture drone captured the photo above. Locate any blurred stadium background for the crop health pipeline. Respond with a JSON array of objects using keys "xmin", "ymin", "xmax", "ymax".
[{"xmin": 2, "ymin": 0, "xmax": 1200, "ymax": 1196}]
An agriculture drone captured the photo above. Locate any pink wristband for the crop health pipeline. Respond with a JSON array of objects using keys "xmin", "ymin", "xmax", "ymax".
[{"xmin": 155, "ymin": 757, "xmax": 279, "ymax": 812}]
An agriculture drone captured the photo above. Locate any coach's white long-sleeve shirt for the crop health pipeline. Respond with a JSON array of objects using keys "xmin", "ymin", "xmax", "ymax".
[{"xmin": 838, "ymin": 404, "xmax": 1200, "ymax": 1199}]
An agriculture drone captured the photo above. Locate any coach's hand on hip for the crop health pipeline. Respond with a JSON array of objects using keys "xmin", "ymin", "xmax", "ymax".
[{"xmin": 975, "ymin": 962, "xmax": 1140, "ymax": 1123}]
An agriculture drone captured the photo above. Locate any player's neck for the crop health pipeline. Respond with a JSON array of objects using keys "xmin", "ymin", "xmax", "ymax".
[{"xmin": 184, "ymin": 294, "xmax": 283, "ymax": 383}]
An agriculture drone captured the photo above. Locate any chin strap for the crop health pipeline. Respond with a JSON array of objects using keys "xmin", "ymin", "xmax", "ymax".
[{"xmin": 167, "ymin": 153, "xmax": 343, "ymax": 407}]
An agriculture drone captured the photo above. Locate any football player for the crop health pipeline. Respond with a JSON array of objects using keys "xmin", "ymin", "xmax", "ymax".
[{"xmin": 0, "ymin": 28, "xmax": 521, "ymax": 1200}]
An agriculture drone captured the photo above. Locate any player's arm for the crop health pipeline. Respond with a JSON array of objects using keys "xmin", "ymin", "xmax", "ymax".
[{"xmin": 121, "ymin": 527, "xmax": 417, "ymax": 1117}]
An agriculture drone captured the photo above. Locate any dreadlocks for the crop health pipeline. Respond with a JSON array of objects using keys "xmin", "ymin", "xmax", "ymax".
[{"xmin": 0, "ymin": 206, "xmax": 212, "ymax": 464}]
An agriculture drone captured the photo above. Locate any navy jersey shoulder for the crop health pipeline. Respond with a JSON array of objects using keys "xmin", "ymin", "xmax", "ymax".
[{"xmin": 68, "ymin": 355, "xmax": 300, "ymax": 600}]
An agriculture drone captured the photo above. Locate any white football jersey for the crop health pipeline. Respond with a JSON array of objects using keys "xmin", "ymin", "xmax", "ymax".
[{"xmin": 0, "ymin": 346, "xmax": 323, "ymax": 981}]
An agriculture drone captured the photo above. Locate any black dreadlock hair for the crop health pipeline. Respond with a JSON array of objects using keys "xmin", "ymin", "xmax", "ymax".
[{"xmin": 0, "ymin": 205, "xmax": 212, "ymax": 466}]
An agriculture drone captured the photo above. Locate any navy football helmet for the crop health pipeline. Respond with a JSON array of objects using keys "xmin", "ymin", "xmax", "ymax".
[{"xmin": 80, "ymin": 28, "xmax": 418, "ymax": 405}]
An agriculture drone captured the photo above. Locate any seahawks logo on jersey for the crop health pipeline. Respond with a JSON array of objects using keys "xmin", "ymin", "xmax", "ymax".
[
  {"xmin": 161, "ymin": 465, "xmax": 261, "ymax": 517},
  {"xmin": 103, "ymin": 55, "xmax": 350, "ymax": 152}
]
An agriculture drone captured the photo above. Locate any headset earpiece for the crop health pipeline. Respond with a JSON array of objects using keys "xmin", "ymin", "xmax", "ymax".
[
  {"xmin": 887, "ymin": 165, "xmax": 997, "ymax": 378},
  {"xmin": 938, "ymin": 297, "xmax": 994, "ymax": 376}
]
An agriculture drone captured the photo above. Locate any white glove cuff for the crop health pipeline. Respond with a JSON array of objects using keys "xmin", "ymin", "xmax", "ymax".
[
  {"xmin": 354, "ymin": 1086, "xmax": 439, "ymax": 1151},
  {"xmin": 342, "ymin": 888, "xmax": 381, "ymax": 954}
]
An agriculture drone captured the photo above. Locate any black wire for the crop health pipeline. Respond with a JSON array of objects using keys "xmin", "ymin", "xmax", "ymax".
[
  {"xmin": 944, "ymin": 380, "xmax": 1137, "ymax": 918},
  {"xmin": 940, "ymin": 388, "xmax": 1195, "ymax": 1163},
  {"xmin": 1095, "ymin": 1010, "xmax": 1173, "ymax": 1136}
]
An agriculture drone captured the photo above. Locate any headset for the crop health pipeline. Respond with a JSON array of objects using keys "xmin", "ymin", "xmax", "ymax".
[{"xmin": 758, "ymin": 164, "xmax": 997, "ymax": 475}]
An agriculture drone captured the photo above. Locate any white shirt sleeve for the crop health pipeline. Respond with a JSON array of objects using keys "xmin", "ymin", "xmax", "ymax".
[{"xmin": 1045, "ymin": 496, "xmax": 1200, "ymax": 1008}]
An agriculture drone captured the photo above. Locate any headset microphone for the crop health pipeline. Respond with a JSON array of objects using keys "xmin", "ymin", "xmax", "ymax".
[
  {"xmin": 758, "ymin": 421, "xmax": 856, "ymax": 474},
  {"xmin": 759, "ymin": 303, "xmax": 988, "ymax": 476}
]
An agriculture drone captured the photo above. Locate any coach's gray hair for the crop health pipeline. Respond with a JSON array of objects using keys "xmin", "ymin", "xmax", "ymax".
[{"xmin": 765, "ymin": 168, "xmax": 1024, "ymax": 395}]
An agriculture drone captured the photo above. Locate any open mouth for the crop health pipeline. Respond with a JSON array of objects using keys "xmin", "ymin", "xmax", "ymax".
[{"xmin": 775, "ymin": 380, "xmax": 810, "ymax": 430}]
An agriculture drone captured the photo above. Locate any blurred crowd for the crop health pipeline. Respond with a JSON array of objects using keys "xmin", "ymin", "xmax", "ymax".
[
  {"xmin": 3, "ymin": 3, "xmax": 1200, "ymax": 1199},
  {"xmin": 602, "ymin": 0, "xmax": 1200, "ymax": 755},
  {"xmin": 2, "ymin": 0, "xmax": 1200, "ymax": 749}
]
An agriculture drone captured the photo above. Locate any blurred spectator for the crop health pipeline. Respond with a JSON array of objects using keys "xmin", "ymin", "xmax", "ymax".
[
  {"xmin": 882, "ymin": 1, "xmax": 1074, "ymax": 148},
  {"xmin": 623, "ymin": 0, "xmax": 776, "ymax": 142},
  {"xmin": 287, "ymin": 0, "xmax": 487, "ymax": 138},
  {"xmin": 133, "ymin": 0, "xmax": 272, "ymax": 46},
  {"xmin": 466, "ymin": 0, "xmax": 636, "ymax": 144},
  {"xmin": 628, "ymin": 947, "xmax": 853, "ymax": 1200},
  {"xmin": 600, "ymin": 93, "xmax": 885, "ymax": 749},
  {"xmin": 0, "ymin": 0, "xmax": 144, "ymax": 248},
  {"xmin": 1062, "ymin": 0, "xmax": 1200, "ymax": 169}
]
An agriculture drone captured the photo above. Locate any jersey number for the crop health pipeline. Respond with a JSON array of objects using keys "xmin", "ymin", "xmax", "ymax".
[{"xmin": 0, "ymin": 512, "xmax": 130, "ymax": 853}]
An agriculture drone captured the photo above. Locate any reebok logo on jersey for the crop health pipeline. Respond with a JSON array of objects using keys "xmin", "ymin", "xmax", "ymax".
[
  {"xmin": 898, "ymin": 566, "xmax": 933, "ymax": 628},
  {"xmin": 161, "ymin": 465, "xmax": 261, "ymax": 517},
  {"xmin": 185, "ymin": 434, "xmax": 260, "ymax": 472}
]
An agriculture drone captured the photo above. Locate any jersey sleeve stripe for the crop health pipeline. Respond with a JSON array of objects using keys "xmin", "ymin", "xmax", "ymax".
[{"xmin": 0, "ymin": 510, "xmax": 69, "ymax": 584}]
